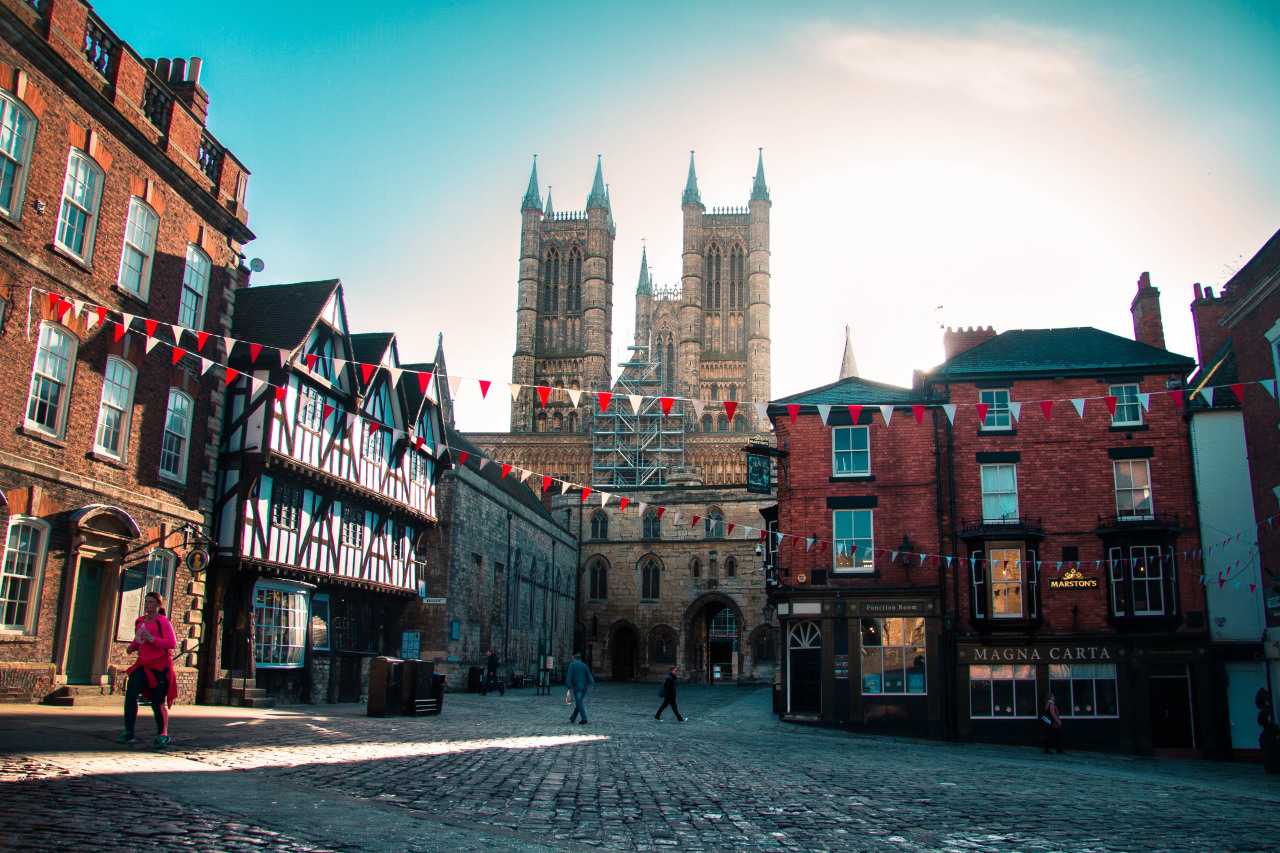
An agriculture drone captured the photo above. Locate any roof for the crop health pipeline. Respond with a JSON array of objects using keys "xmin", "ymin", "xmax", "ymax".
[
  {"xmin": 928, "ymin": 327, "xmax": 1195, "ymax": 381},
  {"xmin": 1187, "ymin": 339, "xmax": 1239, "ymax": 410},
  {"xmin": 350, "ymin": 332, "xmax": 394, "ymax": 367},
  {"xmin": 1223, "ymin": 227, "xmax": 1280, "ymax": 299},
  {"xmin": 446, "ymin": 428, "xmax": 555, "ymax": 522},
  {"xmin": 682, "ymin": 151, "xmax": 701, "ymax": 206},
  {"xmin": 230, "ymin": 280, "xmax": 339, "ymax": 350},
  {"xmin": 399, "ymin": 360, "xmax": 436, "ymax": 424},
  {"xmin": 772, "ymin": 375, "xmax": 925, "ymax": 408}
]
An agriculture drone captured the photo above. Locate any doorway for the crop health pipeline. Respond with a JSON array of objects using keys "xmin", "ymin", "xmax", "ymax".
[
  {"xmin": 67, "ymin": 560, "xmax": 107, "ymax": 684},
  {"xmin": 1149, "ymin": 672, "xmax": 1195, "ymax": 749},
  {"xmin": 707, "ymin": 606, "xmax": 737, "ymax": 682},
  {"xmin": 611, "ymin": 624, "xmax": 637, "ymax": 680},
  {"xmin": 787, "ymin": 621, "xmax": 822, "ymax": 715}
]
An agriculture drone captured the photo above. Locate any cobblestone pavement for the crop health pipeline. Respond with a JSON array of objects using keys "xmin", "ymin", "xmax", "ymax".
[{"xmin": 2, "ymin": 683, "xmax": 1279, "ymax": 851}]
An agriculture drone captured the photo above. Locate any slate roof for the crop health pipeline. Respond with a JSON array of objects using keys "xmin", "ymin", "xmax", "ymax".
[
  {"xmin": 350, "ymin": 332, "xmax": 394, "ymax": 367},
  {"xmin": 1223, "ymin": 227, "xmax": 1280, "ymax": 299},
  {"xmin": 771, "ymin": 375, "xmax": 925, "ymax": 408},
  {"xmin": 400, "ymin": 361, "xmax": 435, "ymax": 424},
  {"xmin": 928, "ymin": 327, "xmax": 1195, "ymax": 381},
  {"xmin": 444, "ymin": 428, "xmax": 555, "ymax": 522},
  {"xmin": 230, "ymin": 280, "xmax": 340, "ymax": 350}
]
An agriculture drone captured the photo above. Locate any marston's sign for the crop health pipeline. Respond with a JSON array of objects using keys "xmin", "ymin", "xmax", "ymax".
[
  {"xmin": 1048, "ymin": 565, "xmax": 1099, "ymax": 590},
  {"xmin": 959, "ymin": 644, "xmax": 1124, "ymax": 663}
]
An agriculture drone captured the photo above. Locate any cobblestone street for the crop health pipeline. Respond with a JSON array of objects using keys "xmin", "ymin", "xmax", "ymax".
[{"xmin": 2, "ymin": 683, "xmax": 1278, "ymax": 852}]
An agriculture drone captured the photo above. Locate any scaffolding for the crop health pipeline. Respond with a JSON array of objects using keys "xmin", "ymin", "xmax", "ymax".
[{"xmin": 591, "ymin": 340, "xmax": 685, "ymax": 487}]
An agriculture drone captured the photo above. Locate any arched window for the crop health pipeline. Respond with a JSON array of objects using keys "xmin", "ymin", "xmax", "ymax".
[
  {"xmin": 535, "ymin": 411, "xmax": 547, "ymax": 433},
  {"xmin": 705, "ymin": 245, "xmax": 722, "ymax": 310},
  {"xmin": 704, "ymin": 509, "xmax": 725, "ymax": 539},
  {"xmin": 55, "ymin": 149, "xmax": 104, "ymax": 262},
  {"xmin": 717, "ymin": 415, "xmax": 729, "ymax": 432},
  {"xmin": 25, "ymin": 322, "xmax": 78, "ymax": 438},
  {"xmin": 642, "ymin": 510, "xmax": 662, "ymax": 540},
  {"xmin": 701, "ymin": 415, "xmax": 712, "ymax": 432},
  {"xmin": 725, "ymin": 556, "xmax": 737, "ymax": 578},
  {"xmin": 567, "ymin": 411, "xmax": 578, "ymax": 433},
  {"xmin": 730, "ymin": 245, "xmax": 745, "ymax": 309},
  {"xmin": 158, "ymin": 388, "xmax": 194, "ymax": 482},
  {"xmin": 710, "ymin": 608, "xmax": 737, "ymax": 639},
  {"xmin": 640, "ymin": 557, "xmax": 661, "ymax": 601},
  {"xmin": 180, "ymin": 244, "xmax": 211, "ymax": 329},
  {"xmin": 118, "ymin": 198, "xmax": 159, "ymax": 300},
  {"xmin": 789, "ymin": 621, "xmax": 821, "ymax": 650},
  {"xmin": 552, "ymin": 412, "xmax": 563, "ymax": 432},
  {"xmin": 690, "ymin": 557, "xmax": 701, "ymax": 578},
  {"xmin": 0, "ymin": 93, "xmax": 37, "ymax": 220},
  {"xmin": 590, "ymin": 510, "xmax": 608, "ymax": 541},
  {"xmin": 728, "ymin": 385, "xmax": 737, "ymax": 401},
  {"xmin": 0, "ymin": 516, "xmax": 51, "ymax": 633},
  {"xmin": 588, "ymin": 558, "xmax": 608, "ymax": 600},
  {"xmin": 568, "ymin": 247, "xmax": 583, "ymax": 312},
  {"xmin": 710, "ymin": 383, "xmax": 718, "ymax": 400},
  {"xmin": 94, "ymin": 356, "xmax": 137, "ymax": 461},
  {"xmin": 664, "ymin": 337, "xmax": 675, "ymax": 395},
  {"xmin": 734, "ymin": 416, "xmax": 747, "ymax": 433},
  {"xmin": 651, "ymin": 626, "xmax": 676, "ymax": 664},
  {"xmin": 544, "ymin": 247, "xmax": 560, "ymax": 290}
]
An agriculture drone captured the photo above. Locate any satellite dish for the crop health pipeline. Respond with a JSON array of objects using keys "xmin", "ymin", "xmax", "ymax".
[{"xmin": 249, "ymin": 257, "xmax": 265, "ymax": 273}]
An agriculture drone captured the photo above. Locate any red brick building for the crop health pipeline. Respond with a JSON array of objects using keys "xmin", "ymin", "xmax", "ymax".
[
  {"xmin": 770, "ymin": 280, "xmax": 1218, "ymax": 754},
  {"xmin": 0, "ymin": 0, "xmax": 252, "ymax": 703}
]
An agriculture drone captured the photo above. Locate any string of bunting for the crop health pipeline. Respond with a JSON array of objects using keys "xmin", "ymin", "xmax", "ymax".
[{"xmin": 29, "ymin": 287, "xmax": 1280, "ymax": 432}]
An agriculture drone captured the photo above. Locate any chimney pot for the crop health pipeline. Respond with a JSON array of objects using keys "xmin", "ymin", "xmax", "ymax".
[
  {"xmin": 1194, "ymin": 282, "xmax": 1203, "ymax": 301},
  {"xmin": 155, "ymin": 58, "xmax": 171, "ymax": 80},
  {"xmin": 170, "ymin": 57, "xmax": 186, "ymax": 83},
  {"xmin": 1205, "ymin": 287, "xmax": 1214, "ymax": 300},
  {"xmin": 1138, "ymin": 271, "xmax": 1151, "ymax": 291},
  {"xmin": 188, "ymin": 57, "xmax": 202, "ymax": 84}
]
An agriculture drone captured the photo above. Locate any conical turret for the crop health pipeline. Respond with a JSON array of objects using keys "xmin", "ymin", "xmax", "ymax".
[
  {"xmin": 543, "ymin": 187, "xmax": 554, "ymax": 217},
  {"xmin": 682, "ymin": 150, "xmax": 702, "ymax": 207},
  {"xmin": 521, "ymin": 156, "xmax": 541, "ymax": 212},
  {"xmin": 637, "ymin": 245, "xmax": 651, "ymax": 296},
  {"xmin": 751, "ymin": 148, "xmax": 770, "ymax": 202},
  {"xmin": 586, "ymin": 155, "xmax": 608, "ymax": 210}
]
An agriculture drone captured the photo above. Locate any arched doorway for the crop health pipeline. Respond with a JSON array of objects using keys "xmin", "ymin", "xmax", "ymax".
[
  {"xmin": 683, "ymin": 593, "xmax": 745, "ymax": 683},
  {"xmin": 63, "ymin": 505, "xmax": 141, "ymax": 685},
  {"xmin": 787, "ymin": 621, "xmax": 822, "ymax": 715},
  {"xmin": 610, "ymin": 623, "xmax": 638, "ymax": 680}
]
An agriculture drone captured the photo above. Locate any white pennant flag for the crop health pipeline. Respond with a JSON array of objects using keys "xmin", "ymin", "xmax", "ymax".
[
  {"xmin": 816, "ymin": 404, "xmax": 832, "ymax": 425},
  {"xmin": 518, "ymin": 468, "xmax": 533, "ymax": 483},
  {"xmin": 1138, "ymin": 392, "xmax": 1152, "ymax": 412},
  {"xmin": 890, "ymin": 550, "xmax": 899, "ymax": 563},
  {"xmin": 200, "ymin": 357, "xmax": 215, "ymax": 376},
  {"xmin": 71, "ymin": 298, "xmax": 85, "ymax": 321},
  {"xmin": 568, "ymin": 388, "xmax": 583, "ymax": 407},
  {"xmin": 145, "ymin": 336, "xmax": 161, "ymax": 354},
  {"xmin": 1259, "ymin": 379, "xmax": 1277, "ymax": 399},
  {"xmin": 85, "ymin": 307, "xmax": 100, "ymax": 331},
  {"xmin": 742, "ymin": 525, "xmax": 754, "ymax": 537},
  {"xmin": 754, "ymin": 402, "xmax": 769, "ymax": 422},
  {"xmin": 510, "ymin": 383, "xmax": 522, "ymax": 401},
  {"xmin": 672, "ymin": 512, "xmax": 682, "ymax": 527},
  {"xmin": 333, "ymin": 357, "xmax": 347, "ymax": 376},
  {"xmin": 805, "ymin": 537, "xmax": 815, "ymax": 551},
  {"xmin": 600, "ymin": 491, "xmax": 610, "ymax": 507},
  {"xmin": 1071, "ymin": 398, "xmax": 1086, "ymax": 418},
  {"xmin": 476, "ymin": 457, "xmax": 489, "ymax": 472},
  {"xmin": 277, "ymin": 348, "xmax": 290, "ymax": 369},
  {"xmin": 172, "ymin": 325, "xmax": 190, "ymax": 345},
  {"xmin": 121, "ymin": 312, "xmax": 136, "ymax": 334},
  {"xmin": 942, "ymin": 403, "xmax": 957, "ymax": 425},
  {"xmin": 448, "ymin": 375, "xmax": 464, "ymax": 398},
  {"xmin": 637, "ymin": 501, "xmax": 647, "ymax": 517},
  {"xmin": 222, "ymin": 335, "xmax": 237, "ymax": 359},
  {"xmin": 250, "ymin": 377, "xmax": 267, "ymax": 396},
  {"xmin": 879, "ymin": 404, "xmax": 894, "ymax": 425},
  {"xmin": 345, "ymin": 412, "xmax": 357, "ymax": 434},
  {"xmin": 628, "ymin": 394, "xmax": 643, "ymax": 415},
  {"xmin": 1008, "ymin": 401, "xmax": 1022, "ymax": 422},
  {"xmin": 691, "ymin": 398, "xmax": 706, "ymax": 419},
  {"xmin": 560, "ymin": 480, "xmax": 571, "ymax": 495},
  {"xmin": 386, "ymin": 366, "xmax": 403, "ymax": 387},
  {"xmin": 1201, "ymin": 386, "xmax": 1215, "ymax": 407}
]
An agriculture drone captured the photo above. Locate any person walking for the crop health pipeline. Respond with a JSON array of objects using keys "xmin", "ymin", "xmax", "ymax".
[
  {"xmin": 483, "ymin": 649, "xmax": 503, "ymax": 695},
  {"xmin": 1042, "ymin": 694, "xmax": 1064, "ymax": 754},
  {"xmin": 117, "ymin": 591, "xmax": 177, "ymax": 748},
  {"xmin": 565, "ymin": 652, "xmax": 594, "ymax": 725},
  {"xmin": 654, "ymin": 666, "xmax": 686, "ymax": 722}
]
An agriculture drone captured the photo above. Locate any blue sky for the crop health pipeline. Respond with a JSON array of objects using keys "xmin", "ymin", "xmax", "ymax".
[{"xmin": 97, "ymin": 1, "xmax": 1280, "ymax": 430}]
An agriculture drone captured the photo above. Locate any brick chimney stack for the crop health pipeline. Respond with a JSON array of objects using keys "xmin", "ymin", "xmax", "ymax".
[
  {"xmin": 1130, "ymin": 271, "xmax": 1166, "ymax": 350},
  {"xmin": 1189, "ymin": 282, "xmax": 1232, "ymax": 366},
  {"xmin": 148, "ymin": 56, "xmax": 209, "ymax": 125},
  {"xmin": 942, "ymin": 326, "xmax": 997, "ymax": 360}
]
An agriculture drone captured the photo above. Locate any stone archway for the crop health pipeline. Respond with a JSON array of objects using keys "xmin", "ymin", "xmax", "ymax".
[
  {"xmin": 682, "ymin": 592, "xmax": 746, "ymax": 684},
  {"xmin": 609, "ymin": 620, "xmax": 640, "ymax": 681}
]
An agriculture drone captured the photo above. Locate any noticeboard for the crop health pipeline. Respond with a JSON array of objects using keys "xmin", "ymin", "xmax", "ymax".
[{"xmin": 747, "ymin": 452, "xmax": 772, "ymax": 494}]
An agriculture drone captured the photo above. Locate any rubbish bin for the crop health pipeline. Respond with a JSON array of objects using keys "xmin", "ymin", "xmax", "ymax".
[
  {"xmin": 367, "ymin": 656, "xmax": 403, "ymax": 717},
  {"xmin": 405, "ymin": 659, "xmax": 441, "ymax": 715}
]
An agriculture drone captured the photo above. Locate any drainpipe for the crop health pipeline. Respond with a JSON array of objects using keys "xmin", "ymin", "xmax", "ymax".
[
  {"xmin": 503, "ymin": 511, "xmax": 512, "ymax": 670},
  {"xmin": 944, "ymin": 382, "xmax": 961, "ymax": 740}
]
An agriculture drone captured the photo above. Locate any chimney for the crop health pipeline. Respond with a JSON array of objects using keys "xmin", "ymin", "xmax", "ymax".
[
  {"xmin": 942, "ymin": 326, "xmax": 997, "ymax": 361},
  {"xmin": 166, "ymin": 56, "xmax": 209, "ymax": 125},
  {"xmin": 1130, "ymin": 271, "xmax": 1166, "ymax": 350},
  {"xmin": 1190, "ymin": 283, "xmax": 1232, "ymax": 366}
]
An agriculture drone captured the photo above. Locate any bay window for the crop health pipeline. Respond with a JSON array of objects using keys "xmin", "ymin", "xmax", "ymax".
[
  {"xmin": 1108, "ymin": 544, "xmax": 1176, "ymax": 618},
  {"xmin": 55, "ymin": 149, "xmax": 103, "ymax": 261},
  {"xmin": 94, "ymin": 356, "xmax": 136, "ymax": 459},
  {"xmin": 969, "ymin": 544, "xmax": 1040, "ymax": 623},
  {"xmin": 25, "ymin": 322, "xmax": 77, "ymax": 437},
  {"xmin": 832, "ymin": 425, "xmax": 870, "ymax": 476},
  {"xmin": 253, "ymin": 581, "xmax": 309, "ymax": 668},
  {"xmin": 861, "ymin": 617, "xmax": 926, "ymax": 695},
  {"xmin": 969, "ymin": 664, "xmax": 1037, "ymax": 718},
  {"xmin": 833, "ymin": 509, "xmax": 873, "ymax": 572}
]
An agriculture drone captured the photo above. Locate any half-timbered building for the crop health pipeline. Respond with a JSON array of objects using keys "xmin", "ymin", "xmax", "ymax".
[{"xmin": 206, "ymin": 280, "xmax": 445, "ymax": 705}]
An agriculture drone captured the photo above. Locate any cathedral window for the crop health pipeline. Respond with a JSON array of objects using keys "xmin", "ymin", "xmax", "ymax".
[
  {"xmin": 640, "ymin": 557, "xmax": 662, "ymax": 601},
  {"xmin": 717, "ymin": 415, "xmax": 729, "ymax": 432},
  {"xmin": 588, "ymin": 558, "xmax": 608, "ymax": 600},
  {"xmin": 664, "ymin": 338, "xmax": 675, "ymax": 394},
  {"xmin": 710, "ymin": 383, "xmax": 718, "ymax": 400},
  {"xmin": 705, "ymin": 245, "xmax": 722, "ymax": 310},
  {"xmin": 729, "ymin": 385, "xmax": 737, "ymax": 401},
  {"xmin": 590, "ymin": 511, "xmax": 608, "ymax": 541},
  {"xmin": 734, "ymin": 416, "xmax": 747, "ymax": 433},
  {"xmin": 701, "ymin": 415, "xmax": 712, "ymax": 432},
  {"xmin": 730, "ymin": 245, "xmax": 745, "ymax": 309},
  {"xmin": 642, "ymin": 510, "xmax": 662, "ymax": 540}
]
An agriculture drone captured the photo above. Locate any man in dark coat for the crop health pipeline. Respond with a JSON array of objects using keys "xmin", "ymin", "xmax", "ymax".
[
  {"xmin": 482, "ymin": 649, "xmax": 501, "ymax": 695},
  {"xmin": 566, "ymin": 652, "xmax": 594, "ymax": 724},
  {"xmin": 655, "ymin": 666, "xmax": 686, "ymax": 722}
]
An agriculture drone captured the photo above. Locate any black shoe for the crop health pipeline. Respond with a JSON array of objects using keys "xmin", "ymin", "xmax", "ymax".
[
  {"xmin": 677, "ymin": 717, "xmax": 686, "ymax": 722},
  {"xmin": 579, "ymin": 720, "xmax": 589, "ymax": 725}
]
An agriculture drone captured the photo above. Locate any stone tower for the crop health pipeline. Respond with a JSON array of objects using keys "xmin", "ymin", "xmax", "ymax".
[{"xmin": 510, "ymin": 156, "xmax": 615, "ymax": 433}]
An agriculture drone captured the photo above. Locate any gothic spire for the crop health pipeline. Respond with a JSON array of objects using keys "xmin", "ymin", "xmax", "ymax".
[
  {"xmin": 586, "ymin": 155, "xmax": 608, "ymax": 210},
  {"xmin": 521, "ymin": 156, "xmax": 541, "ymax": 212},
  {"xmin": 751, "ymin": 147, "xmax": 770, "ymax": 202},
  {"xmin": 637, "ymin": 244, "xmax": 651, "ymax": 296},
  {"xmin": 839, "ymin": 324, "xmax": 860, "ymax": 380},
  {"xmin": 605, "ymin": 183, "xmax": 616, "ymax": 235},
  {"xmin": 543, "ymin": 186, "xmax": 554, "ymax": 217},
  {"xmin": 682, "ymin": 150, "xmax": 702, "ymax": 206}
]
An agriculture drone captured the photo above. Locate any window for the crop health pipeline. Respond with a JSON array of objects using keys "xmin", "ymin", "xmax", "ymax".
[
  {"xmin": 410, "ymin": 451, "xmax": 430, "ymax": 485},
  {"xmin": 114, "ymin": 550, "xmax": 175, "ymax": 642},
  {"xmin": 725, "ymin": 556, "xmax": 737, "ymax": 578},
  {"xmin": 117, "ymin": 198, "xmax": 158, "ymax": 298},
  {"xmin": 310, "ymin": 594, "xmax": 330, "ymax": 651},
  {"xmin": 179, "ymin": 245, "xmax": 211, "ymax": 329},
  {"xmin": 341, "ymin": 504, "xmax": 364, "ymax": 548},
  {"xmin": 297, "ymin": 383, "xmax": 324, "ymax": 431},
  {"xmin": 1049, "ymin": 663, "xmax": 1119, "ymax": 718},
  {"xmin": 55, "ymin": 149, "xmax": 104, "ymax": 260},
  {"xmin": 651, "ymin": 627, "xmax": 676, "ymax": 664},
  {"xmin": 589, "ymin": 510, "xmax": 608, "ymax": 541},
  {"xmin": 1110, "ymin": 383, "xmax": 1142, "ymax": 427},
  {"xmin": 981, "ymin": 464, "xmax": 1018, "ymax": 523},
  {"xmin": 25, "ymin": 322, "xmax": 77, "ymax": 437},
  {"xmin": 642, "ymin": 510, "xmax": 661, "ymax": 540},
  {"xmin": 159, "ymin": 389, "xmax": 193, "ymax": 482},
  {"xmin": 1109, "ymin": 545, "xmax": 1174, "ymax": 617},
  {"xmin": 363, "ymin": 423, "xmax": 386, "ymax": 464},
  {"xmin": 640, "ymin": 558, "xmax": 661, "ymax": 601},
  {"xmin": 0, "ymin": 93, "xmax": 35, "ymax": 219},
  {"xmin": 253, "ymin": 582, "xmax": 308, "ymax": 668},
  {"xmin": 0, "ymin": 519, "xmax": 48, "ymax": 632},
  {"xmin": 704, "ymin": 509, "xmax": 724, "ymax": 539},
  {"xmin": 392, "ymin": 522, "xmax": 405, "ymax": 560},
  {"xmin": 94, "ymin": 356, "xmax": 136, "ymax": 459},
  {"xmin": 989, "ymin": 547, "xmax": 1023, "ymax": 618},
  {"xmin": 969, "ymin": 664, "xmax": 1037, "ymax": 718},
  {"xmin": 690, "ymin": 557, "xmax": 701, "ymax": 578},
  {"xmin": 833, "ymin": 509, "xmax": 873, "ymax": 572},
  {"xmin": 832, "ymin": 426, "xmax": 870, "ymax": 476},
  {"xmin": 1114, "ymin": 460, "xmax": 1153, "ymax": 519},
  {"xmin": 271, "ymin": 482, "xmax": 302, "ymax": 531},
  {"xmin": 449, "ymin": 620, "xmax": 461, "ymax": 641},
  {"xmin": 979, "ymin": 389, "xmax": 1012, "ymax": 431},
  {"xmin": 861, "ymin": 617, "xmax": 926, "ymax": 695}
]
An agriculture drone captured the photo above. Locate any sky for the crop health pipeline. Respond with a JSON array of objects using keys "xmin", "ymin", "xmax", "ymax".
[{"xmin": 97, "ymin": 0, "xmax": 1280, "ymax": 431}]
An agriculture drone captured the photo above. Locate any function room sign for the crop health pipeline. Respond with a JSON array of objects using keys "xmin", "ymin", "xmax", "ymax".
[
  {"xmin": 1048, "ymin": 565, "xmax": 1099, "ymax": 590},
  {"xmin": 959, "ymin": 643, "xmax": 1126, "ymax": 664}
]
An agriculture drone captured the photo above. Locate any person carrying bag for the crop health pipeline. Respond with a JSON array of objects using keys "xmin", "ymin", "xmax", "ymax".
[
  {"xmin": 117, "ymin": 591, "xmax": 178, "ymax": 749},
  {"xmin": 1042, "ymin": 694, "xmax": 1064, "ymax": 754}
]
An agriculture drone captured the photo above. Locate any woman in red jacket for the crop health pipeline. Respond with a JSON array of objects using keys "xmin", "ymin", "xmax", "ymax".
[{"xmin": 116, "ymin": 591, "xmax": 178, "ymax": 748}]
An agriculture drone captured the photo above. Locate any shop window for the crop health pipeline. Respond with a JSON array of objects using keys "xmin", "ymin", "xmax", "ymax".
[
  {"xmin": 331, "ymin": 597, "xmax": 377, "ymax": 653},
  {"xmin": 1114, "ymin": 460, "xmax": 1153, "ymax": 519},
  {"xmin": 969, "ymin": 664, "xmax": 1037, "ymax": 718},
  {"xmin": 1109, "ymin": 383, "xmax": 1142, "ymax": 427},
  {"xmin": 253, "ymin": 582, "xmax": 309, "ymax": 668},
  {"xmin": 861, "ymin": 617, "xmax": 926, "ymax": 695},
  {"xmin": 980, "ymin": 464, "xmax": 1018, "ymax": 522},
  {"xmin": 1108, "ymin": 545, "xmax": 1176, "ymax": 618},
  {"xmin": 0, "ymin": 518, "xmax": 49, "ymax": 633},
  {"xmin": 833, "ymin": 509, "xmax": 873, "ymax": 572},
  {"xmin": 310, "ymin": 594, "xmax": 330, "ymax": 651},
  {"xmin": 832, "ymin": 426, "xmax": 870, "ymax": 476},
  {"xmin": 979, "ymin": 389, "xmax": 1012, "ymax": 431},
  {"xmin": 1049, "ymin": 663, "xmax": 1119, "ymax": 718}
]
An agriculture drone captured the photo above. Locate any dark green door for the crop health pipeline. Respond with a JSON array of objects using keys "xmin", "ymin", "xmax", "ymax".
[{"xmin": 66, "ymin": 561, "xmax": 105, "ymax": 684}]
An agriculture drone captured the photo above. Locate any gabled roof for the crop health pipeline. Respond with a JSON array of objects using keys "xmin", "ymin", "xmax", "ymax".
[
  {"xmin": 399, "ymin": 360, "xmax": 436, "ymax": 427},
  {"xmin": 1223, "ymin": 227, "xmax": 1280, "ymax": 299},
  {"xmin": 351, "ymin": 332, "xmax": 394, "ymax": 367},
  {"xmin": 231, "ymin": 280, "xmax": 340, "ymax": 350},
  {"xmin": 771, "ymin": 375, "xmax": 925, "ymax": 408},
  {"xmin": 445, "ymin": 428, "xmax": 554, "ymax": 522},
  {"xmin": 928, "ymin": 327, "xmax": 1195, "ymax": 381},
  {"xmin": 1187, "ymin": 339, "xmax": 1239, "ymax": 411}
]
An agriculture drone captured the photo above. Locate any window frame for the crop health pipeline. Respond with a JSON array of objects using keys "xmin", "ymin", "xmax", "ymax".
[
  {"xmin": 1113, "ymin": 459, "xmax": 1154, "ymax": 520},
  {"xmin": 1109, "ymin": 383, "xmax": 1142, "ymax": 427},
  {"xmin": 833, "ymin": 508, "xmax": 874, "ymax": 573},
  {"xmin": 310, "ymin": 593, "xmax": 330, "ymax": 651},
  {"xmin": 270, "ymin": 481, "xmax": 303, "ymax": 532},
  {"xmin": 640, "ymin": 558, "xmax": 661, "ymax": 601},
  {"xmin": 158, "ymin": 388, "xmax": 194, "ymax": 483},
  {"xmin": 979, "ymin": 388, "xmax": 1012, "ymax": 432},
  {"xmin": 93, "ymin": 355, "xmax": 137, "ymax": 460},
  {"xmin": 340, "ymin": 503, "xmax": 365, "ymax": 548},
  {"xmin": 252, "ymin": 581, "xmax": 310, "ymax": 669},
  {"xmin": 179, "ymin": 244, "xmax": 212, "ymax": 330},
  {"xmin": 980, "ymin": 463, "xmax": 1019, "ymax": 523},
  {"xmin": 988, "ymin": 545, "xmax": 1024, "ymax": 619},
  {"xmin": 860, "ymin": 616, "xmax": 927, "ymax": 696},
  {"xmin": 25, "ymin": 321, "xmax": 78, "ymax": 438},
  {"xmin": 1049, "ymin": 663, "xmax": 1120, "ymax": 718},
  {"xmin": 0, "ymin": 92, "xmax": 36, "ymax": 221},
  {"xmin": 117, "ymin": 197, "xmax": 159, "ymax": 300},
  {"xmin": 589, "ymin": 510, "xmax": 609, "ymax": 541},
  {"xmin": 832, "ymin": 425, "xmax": 871, "ymax": 477},
  {"xmin": 0, "ymin": 517, "xmax": 50, "ymax": 634},
  {"xmin": 642, "ymin": 511, "xmax": 662, "ymax": 540},
  {"xmin": 296, "ymin": 382, "xmax": 324, "ymax": 433},
  {"xmin": 704, "ymin": 509, "xmax": 725, "ymax": 539},
  {"xmin": 968, "ymin": 664, "xmax": 1038, "ymax": 719},
  {"xmin": 54, "ymin": 148, "xmax": 104, "ymax": 262}
]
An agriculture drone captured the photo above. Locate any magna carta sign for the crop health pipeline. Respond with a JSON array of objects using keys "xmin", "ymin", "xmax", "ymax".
[
  {"xmin": 1048, "ymin": 565, "xmax": 1099, "ymax": 590},
  {"xmin": 959, "ymin": 643, "xmax": 1125, "ymax": 663}
]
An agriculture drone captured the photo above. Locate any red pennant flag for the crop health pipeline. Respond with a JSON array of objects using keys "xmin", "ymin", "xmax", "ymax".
[
  {"xmin": 417, "ymin": 372, "xmax": 433, "ymax": 394},
  {"xmin": 536, "ymin": 386, "xmax": 551, "ymax": 407},
  {"xmin": 245, "ymin": 342, "xmax": 262, "ymax": 363},
  {"xmin": 360, "ymin": 362, "xmax": 376, "ymax": 385},
  {"xmin": 457, "ymin": 450, "xmax": 470, "ymax": 466},
  {"xmin": 1039, "ymin": 399, "xmax": 1053, "ymax": 420},
  {"xmin": 656, "ymin": 506, "xmax": 666, "ymax": 519},
  {"xmin": 542, "ymin": 475, "xmax": 552, "ymax": 493},
  {"xmin": 322, "ymin": 403, "xmax": 334, "ymax": 422},
  {"xmin": 1229, "ymin": 383, "xmax": 1245, "ymax": 404},
  {"xmin": 660, "ymin": 396, "xmax": 674, "ymax": 415},
  {"xmin": 724, "ymin": 400, "xmax": 738, "ymax": 422},
  {"xmin": 1169, "ymin": 390, "xmax": 1185, "ymax": 410},
  {"xmin": 500, "ymin": 463, "xmax": 512, "ymax": 479},
  {"xmin": 597, "ymin": 391, "xmax": 612, "ymax": 412},
  {"xmin": 911, "ymin": 404, "xmax": 925, "ymax": 425},
  {"xmin": 368, "ymin": 421, "xmax": 381, "ymax": 435},
  {"xmin": 95, "ymin": 305, "xmax": 109, "ymax": 328},
  {"xmin": 170, "ymin": 347, "xmax": 187, "ymax": 365},
  {"xmin": 54, "ymin": 298, "xmax": 71, "ymax": 322},
  {"xmin": 195, "ymin": 330, "xmax": 210, "ymax": 352},
  {"xmin": 479, "ymin": 379, "xmax": 492, "ymax": 399},
  {"xmin": 305, "ymin": 353, "xmax": 318, "ymax": 370},
  {"xmin": 1104, "ymin": 395, "xmax": 1118, "ymax": 417},
  {"xmin": 46, "ymin": 291, "xmax": 61, "ymax": 312},
  {"xmin": 274, "ymin": 385, "xmax": 287, "ymax": 403},
  {"xmin": 787, "ymin": 404, "xmax": 799, "ymax": 424},
  {"xmin": 618, "ymin": 497, "xmax": 630, "ymax": 512},
  {"xmin": 1250, "ymin": 583, "xmax": 1257, "ymax": 593},
  {"xmin": 144, "ymin": 318, "xmax": 158, "ymax": 339},
  {"xmin": 848, "ymin": 404, "xmax": 863, "ymax": 424},
  {"xmin": 580, "ymin": 486, "xmax": 592, "ymax": 503},
  {"xmin": 976, "ymin": 402, "xmax": 990, "ymax": 423},
  {"xmin": 726, "ymin": 522, "xmax": 735, "ymax": 536},
  {"xmin": 224, "ymin": 367, "xmax": 240, "ymax": 387},
  {"xmin": 691, "ymin": 515, "xmax": 701, "ymax": 528},
  {"xmin": 416, "ymin": 436, "xmax": 425, "ymax": 450},
  {"xmin": 113, "ymin": 321, "xmax": 127, "ymax": 343}
]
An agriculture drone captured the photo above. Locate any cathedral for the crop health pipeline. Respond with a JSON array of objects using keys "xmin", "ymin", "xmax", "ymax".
[{"xmin": 466, "ymin": 151, "xmax": 774, "ymax": 487}]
